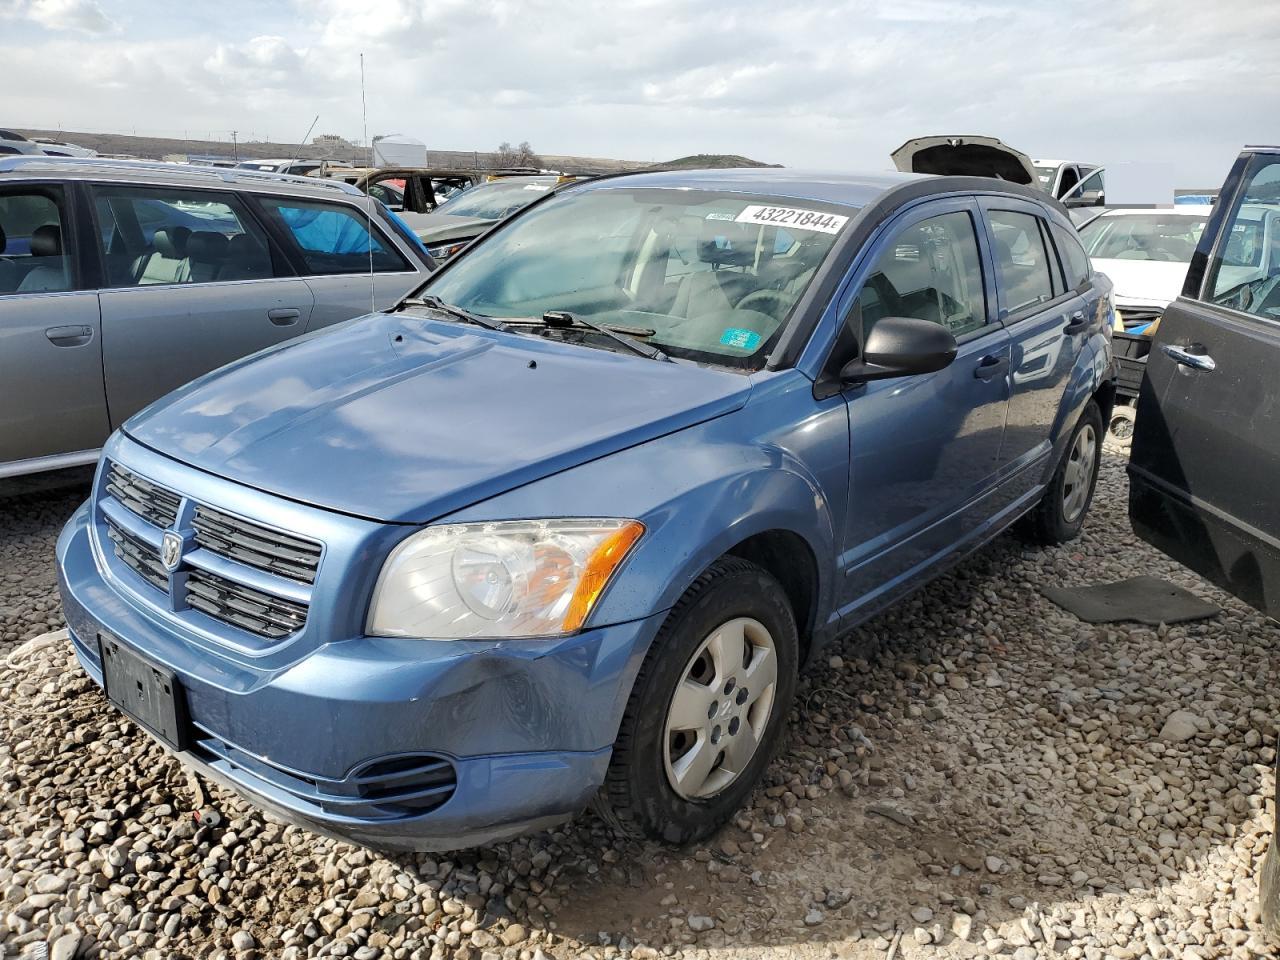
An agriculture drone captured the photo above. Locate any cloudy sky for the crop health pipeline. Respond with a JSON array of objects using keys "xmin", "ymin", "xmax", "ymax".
[{"xmin": 1, "ymin": 0, "xmax": 1275, "ymax": 185}]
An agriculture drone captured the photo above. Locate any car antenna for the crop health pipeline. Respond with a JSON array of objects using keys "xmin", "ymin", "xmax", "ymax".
[
  {"xmin": 360, "ymin": 52, "xmax": 376, "ymax": 315},
  {"xmin": 289, "ymin": 114, "xmax": 320, "ymax": 169}
]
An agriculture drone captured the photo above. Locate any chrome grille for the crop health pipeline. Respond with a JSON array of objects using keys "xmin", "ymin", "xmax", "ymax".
[
  {"xmin": 192, "ymin": 505, "xmax": 321, "ymax": 585},
  {"xmin": 105, "ymin": 463, "xmax": 181, "ymax": 528},
  {"xmin": 186, "ymin": 568, "xmax": 308, "ymax": 640},
  {"xmin": 104, "ymin": 518, "xmax": 169, "ymax": 593}
]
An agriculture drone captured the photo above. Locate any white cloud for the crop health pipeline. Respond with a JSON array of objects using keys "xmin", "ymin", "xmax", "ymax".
[
  {"xmin": 204, "ymin": 35, "xmax": 308, "ymax": 87},
  {"xmin": 2, "ymin": 0, "xmax": 117, "ymax": 33}
]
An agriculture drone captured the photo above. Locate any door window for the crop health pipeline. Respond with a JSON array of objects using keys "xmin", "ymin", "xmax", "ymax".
[
  {"xmin": 0, "ymin": 187, "xmax": 72, "ymax": 294},
  {"xmin": 855, "ymin": 210, "xmax": 987, "ymax": 339},
  {"xmin": 1205, "ymin": 159, "xmax": 1280, "ymax": 319},
  {"xmin": 92, "ymin": 186, "xmax": 276, "ymax": 287},
  {"xmin": 1052, "ymin": 221, "xmax": 1092, "ymax": 288},
  {"xmin": 258, "ymin": 198, "xmax": 410, "ymax": 275},
  {"xmin": 987, "ymin": 210, "xmax": 1056, "ymax": 315}
]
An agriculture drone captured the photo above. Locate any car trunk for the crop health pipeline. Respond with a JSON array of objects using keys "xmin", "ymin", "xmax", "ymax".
[{"xmin": 891, "ymin": 136, "xmax": 1038, "ymax": 186}]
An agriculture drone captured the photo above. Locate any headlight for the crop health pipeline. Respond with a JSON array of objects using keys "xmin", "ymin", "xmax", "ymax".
[
  {"xmin": 427, "ymin": 240, "xmax": 470, "ymax": 259},
  {"xmin": 367, "ymin": 519, "xmax": 644, "ymax": 639}
]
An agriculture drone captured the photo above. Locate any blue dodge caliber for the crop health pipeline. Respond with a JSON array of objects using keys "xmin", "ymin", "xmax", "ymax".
[{"xmin": 58, "ymin": 168, "xmax": 1115, "ymax": 850}]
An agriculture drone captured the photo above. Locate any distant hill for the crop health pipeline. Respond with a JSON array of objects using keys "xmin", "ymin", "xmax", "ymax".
[{"xmin": 653, "ymin": 154, "xmax": 780, "ymax": 170}]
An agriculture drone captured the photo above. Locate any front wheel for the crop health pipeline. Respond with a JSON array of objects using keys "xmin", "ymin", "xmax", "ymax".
[
  {"xmin": 1021, "ymin": 400, "xmax": 1103, "ymax": 546},
  {"xmin": 594, "ymin": 556, "xmax": 798, "ymax": 844}
]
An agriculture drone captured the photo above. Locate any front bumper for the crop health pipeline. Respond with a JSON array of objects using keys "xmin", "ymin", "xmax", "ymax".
[{"xmin": 58, "ymin": 501, "xmax": 663, "ymax": 851}]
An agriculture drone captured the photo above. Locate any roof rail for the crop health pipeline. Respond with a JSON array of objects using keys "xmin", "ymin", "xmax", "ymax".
[{"xmin": 0, "ymin": 155, "xmax": 364, "ymax": 196}]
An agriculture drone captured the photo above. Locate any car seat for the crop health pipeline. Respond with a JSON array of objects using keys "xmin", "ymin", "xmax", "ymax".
[
  {"xmin": 16, "ymin": 224, "xmax": 69, "ymax": 293},
  {"xmin": 133, "ymin": 227, "xmax": 191, "ymax": 285},
  {"xmin": 186, "ymin": 231, "xmax": 229, "ymax": 283}
]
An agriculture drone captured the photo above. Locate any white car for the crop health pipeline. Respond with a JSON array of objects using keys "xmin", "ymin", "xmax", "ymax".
[
  {"xmin": 1078, "ymin": 208, "xmax": 1209, "ymax": 323},
  {"xmin": 30, "ymin": 137, "xmax": 97, "ymax": 158},
  {"xmin": 0, "ymin": 129, "xmax": 46, "ymax": 156},
  {"xmin": 1033, "ymin": 159, "xmax": 1104, "ymax": 201}
]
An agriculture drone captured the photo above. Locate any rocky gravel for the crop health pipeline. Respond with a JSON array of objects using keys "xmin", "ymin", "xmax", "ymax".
[
  {"xmin": 0, "ymin": 478, "xmax": 87, "ymax": 647},
  {"xmin": 2, "ymin": 452, "xmax": 1278, "ymax": 959}
]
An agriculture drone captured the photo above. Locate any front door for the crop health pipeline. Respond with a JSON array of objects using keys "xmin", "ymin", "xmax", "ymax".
[
  {"xmin": 1130, "ymin": 150, "xmax": 1280, "ymax": 617},
  {"xmin": 89, "ymin": 182, "xmax": 316, "ymax": 427},
  {"xmin": 837, "ymin": 198, "xmax": 1012, "ymax": 618}
]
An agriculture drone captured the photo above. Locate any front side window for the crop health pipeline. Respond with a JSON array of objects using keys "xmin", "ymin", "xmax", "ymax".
[
  {"xmin": 987, "ymin": 210, "xmax": 1056, "ymax": 315},
  {"xmin": 434, "ymin": 180, "xmax": 555, "ymax": 220},
  {"xmin": 258, "ymin": 198, "xmax": 410, "ymax": 275},
  {"xmin": 422, "ymin": 187, "xmax": 853, "ymax": 370},
  {"xmin": 1079, "ymin": 214, "xmax": 1206, "ymax": 263},
  {"xmin": 92, "ymin": 186, "xmax": 275, "ymax": 287},
  {"xmin": 1206, "ymin": 159, "xmax": 1280, "ymax": 319},
  {"xmin": 855, "ymin": 210, "xmax": 987, "ymax": 339},
  {"xmin": 0, "ymin": 187, "xmax": 72, "ymax": 295}
]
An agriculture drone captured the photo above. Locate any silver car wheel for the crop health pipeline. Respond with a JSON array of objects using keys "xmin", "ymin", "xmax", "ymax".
[
  {"xmin": 663, "ymin": 616, "xmax": 778, "ymax": 800},
  {"xmin": 1062, "ymin": 422, "xmax": 1098, "ymax": 523}
]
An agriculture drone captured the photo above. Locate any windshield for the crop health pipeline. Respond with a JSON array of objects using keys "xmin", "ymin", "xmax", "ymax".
[
  {"xmin": 421, "ymin": 186, "xmax": 852, "ymax": 369},
  {"xmin": 1033, "ymin": 164, "xmax": 1057, "ymax": 187},
  {"xmin": 1079, "ymin": 214, "xmax": 1207, "ymax": 263},
  {"xmin": 434, "ymin": 179, "xmax": 556, "ymax": 220}
]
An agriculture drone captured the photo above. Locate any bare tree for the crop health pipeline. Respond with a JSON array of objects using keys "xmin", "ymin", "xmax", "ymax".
[{"xmin": 494, "ymin": 141, "xmax": 542, "ymax": 169}]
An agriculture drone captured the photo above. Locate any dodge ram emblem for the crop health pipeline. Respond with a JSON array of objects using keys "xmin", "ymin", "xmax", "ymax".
[{"xmin": 160, "ymin": 532, "xmax": 183, "ymax": 572}]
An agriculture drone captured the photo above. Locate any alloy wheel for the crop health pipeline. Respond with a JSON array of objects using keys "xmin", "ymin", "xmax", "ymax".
[{"xmin": 1062, "ymin": 422, "xmax": 1098, "ymax": 523}]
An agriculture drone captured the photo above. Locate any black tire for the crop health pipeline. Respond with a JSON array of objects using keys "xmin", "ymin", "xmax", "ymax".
[
  {"xmin": 593, "ymin": 556, "xmax": 799, "ymax": 844},
  {"xmin": 1021, "ymin": 400, "xmax": 1104, "ymax": 546},
  {"xmin": 1107, "ymin": 403, "xmax": 1136, "ymax": 451}
]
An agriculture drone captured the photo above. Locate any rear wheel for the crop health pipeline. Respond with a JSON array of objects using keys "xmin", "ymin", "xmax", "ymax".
[
  {"xmin": 594, "ymin": 557, "xmax": 798, "ymax": 844},
  {"xmin": 1108, "ymin": 403, "xmax": 1136, "ymax": 451},
  {"xmin": 1021, "ymin": 400, "xmax": 1103, "ymax": 545}
]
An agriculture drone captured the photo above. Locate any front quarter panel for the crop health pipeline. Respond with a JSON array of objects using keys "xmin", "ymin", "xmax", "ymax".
[{"xmin": 444, "ymin": 369, "xmax": 849, "ymax": 639}]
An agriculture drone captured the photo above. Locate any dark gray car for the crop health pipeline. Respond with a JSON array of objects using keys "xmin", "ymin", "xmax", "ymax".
[{"xmin": 0, "ymin": 157, "xmax": 433, "ymax": 479}]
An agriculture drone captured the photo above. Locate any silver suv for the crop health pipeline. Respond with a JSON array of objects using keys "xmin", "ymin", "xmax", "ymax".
[{"xmin": 0, "ymin": 157, "xmax": 433, "ymax": 479}]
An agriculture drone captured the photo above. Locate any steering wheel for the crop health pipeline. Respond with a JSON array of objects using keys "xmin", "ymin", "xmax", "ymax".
[{"xmin": 736, "ymin": 289, "xmax": 793, "ymax": 316}]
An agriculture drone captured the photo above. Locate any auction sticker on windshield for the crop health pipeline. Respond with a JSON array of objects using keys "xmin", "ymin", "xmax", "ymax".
[{"xmin": 735, "ymin": 205, "xmax": 848, "ymax": 234}]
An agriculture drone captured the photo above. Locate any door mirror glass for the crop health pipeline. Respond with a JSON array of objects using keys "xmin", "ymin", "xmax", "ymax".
[{"xmin": 841, "ymin": 315, "xmax": 957, "ymax": 382}]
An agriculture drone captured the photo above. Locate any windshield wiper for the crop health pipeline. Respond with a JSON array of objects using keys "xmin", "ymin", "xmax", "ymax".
[
  {"xmin": 400, "ymin": 295, "xmax": 505, "ymax": 331},
  {"xmin": 528, "ymin": 310, "xmax": 670, "ymax": 361}
]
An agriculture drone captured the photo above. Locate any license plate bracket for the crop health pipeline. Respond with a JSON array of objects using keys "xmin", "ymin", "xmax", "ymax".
[{"xmin": 98, "ymin": 632, "xmax": 189, "ymax": 751}]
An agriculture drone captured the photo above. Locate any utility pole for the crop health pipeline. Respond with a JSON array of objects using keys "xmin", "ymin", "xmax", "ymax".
[{"xmin": 231, "ymin": 130, "xmax": 239, "ymax": 160}]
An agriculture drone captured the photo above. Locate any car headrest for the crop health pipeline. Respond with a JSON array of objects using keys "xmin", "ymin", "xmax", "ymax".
[
  {"xmin": 225, "ymin": 233, "xmax": 264, "ymax": 263},
  {"xmin": 153, "ymin": 226, "xmax": 190, "ymax": 259},
  {"xmin": 187, "ymin": 231, "xmax": 229, "ymax": 263},
  {"xmin": 30, "ymin": 223, "xmax": 63, "ymax": 257}
]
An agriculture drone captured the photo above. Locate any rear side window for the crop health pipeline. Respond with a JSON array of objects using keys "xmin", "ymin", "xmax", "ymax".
[
  {"xmin": 1206, "ymin": 158, "xmax": 1280, "ymax": 319},
  {"xmin": 987, "ymin": 210, "xmax": 1056, "ymax": 315},
  {"xmin": 1052, "ymin": 222, "xmax": 1092, "ymax": 288},
  {"xmin": 258, "ymin": 198, "xmax": 410, "ymax": 275},
  {"xmin": 0, "ymin": 187, "xmax": 73, "ymax": 295},
  {"xmin": 856, "ymin": 210, "xmax": 988, "ymax": 339},
  {"xmin": 91, "ymin": 185, "xmax": 276, "ymax": 287}
]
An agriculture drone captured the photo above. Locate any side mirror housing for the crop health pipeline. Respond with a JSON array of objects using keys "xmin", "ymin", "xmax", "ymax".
[
  {"xmin": 1063, "ymin": 189, "xmax": 1104, "ymax": 208},
  {"xmin": 840, "ymin": 315, "xmax": 958, "ymax": 383}
]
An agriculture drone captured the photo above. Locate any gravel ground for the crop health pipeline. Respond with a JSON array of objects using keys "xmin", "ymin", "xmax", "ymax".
[
  {"xmin": 1, "ymin": 451, "xmax": 1277, "ymax": 960},
  {"xmin": 0, "ymin": 476, "xmax": 87, "ymax": 646}
]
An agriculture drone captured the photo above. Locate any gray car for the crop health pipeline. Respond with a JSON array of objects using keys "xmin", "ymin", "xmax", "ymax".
[{"xmin": 0, "ymin": 156, "xmax": 434, "ymax": 479}]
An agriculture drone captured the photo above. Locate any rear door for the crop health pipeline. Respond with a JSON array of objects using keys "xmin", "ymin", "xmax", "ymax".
[
  {"xmin": 90, "ymin": 182, "xmax": 316, "ymax": 427},
  {"xmin": 252, "ymin": 194, "xmax": 426, "ymax": 328},
  {"xmin": 0, "ymin": 181, "xmax": 108, "ymax": 472},
  {"xmin": 1129, "ymin": 149, "xmax": 1280, "ymax": 616},
  {"xmin": 978, "ymin": 199, "xmax": 1091, "ymax": 499}
]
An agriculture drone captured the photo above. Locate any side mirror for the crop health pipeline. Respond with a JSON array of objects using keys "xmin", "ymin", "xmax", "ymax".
[
  {"xmin": 840, "ymin": 315, "xmax": 958, "ymax": 383},
  {"xmin": 1063, "ymin": 189, "xmax": 1104, "ymax": 208}
]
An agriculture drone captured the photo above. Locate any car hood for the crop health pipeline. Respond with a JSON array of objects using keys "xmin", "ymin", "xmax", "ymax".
[
  {"xmin": 891, "ymin": 135, "xmax": 1037, "ymax": 186},
  {"xmin": 1091, "ymin": 258, "xmax": 1190, "ymax": 309},
  {"xmin": 123, "ymin": 311, "xmax": 752, "ymax": 524},
  {"xmin": 398, "ymin": 212, "xmax": 494, "ymax": 244}
]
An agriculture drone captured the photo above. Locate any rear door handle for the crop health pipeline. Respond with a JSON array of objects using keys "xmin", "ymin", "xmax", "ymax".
[
  {"xmin": 1063, "ymin": 310, "xmax": 1089, "ymax": 335},
  {"xmin": 268, "ymin": 307, "xmax": 302, "ymax": 326},
  {"xmin": 1162, "ymin": 343, "xmax": 1216, "ymax": 371},
  {"xmin": 45, "ymin": 325, "xmax": 93, "ymax": 347},
  {"xmin": 973, "ymin": 355, "xmax": 1010, "ymax": 381}
]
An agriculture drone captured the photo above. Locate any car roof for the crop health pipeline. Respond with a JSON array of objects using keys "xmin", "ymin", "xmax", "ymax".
[
  {"xmin": 1095, "ymin": 207, "xmax": 1208, "ymax": 217},
  {"xmin": 0, "ymin": 155, "xmax": 366, "ymax": 199},
  {"xmin": 573, "ymin": 167, "xmax": 954, "ymax": 210}
]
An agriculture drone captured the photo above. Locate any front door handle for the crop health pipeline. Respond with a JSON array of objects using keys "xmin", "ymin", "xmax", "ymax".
[
  {"xmin": 268, "ymin": 307, "xmax": 302, "ymax": 326},
  {"xmin": 1064, "ymin": 310, "xmax": 1089, "ymax": 335},
  {"xmin": 973, "ymin": 355, "xmax": 1010, "ymax": 381},
  {"xmin": 1162, "ymin": 343, "xmax": 1216, "ymax": 372},
  {"xmin": 45, "ymin": 325, "xmax": 93, "ymax": 347}
]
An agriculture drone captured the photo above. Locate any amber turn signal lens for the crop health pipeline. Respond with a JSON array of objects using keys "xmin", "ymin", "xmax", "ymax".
[{"xmin": 563, "ymin": 521, "xmax": 645, "ymax": 632}]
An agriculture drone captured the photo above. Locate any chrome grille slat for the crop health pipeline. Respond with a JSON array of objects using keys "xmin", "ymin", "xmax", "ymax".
[
  {"xmin": 104, "ymin": 518, "xmax": 170, "ymax": 593},
  {"xmin": 186, "ymin": 569, "xmax": 308, "ymax": 640},
  {"xmin": 192, "ymin": 506, "xmax": 321, "ymax": 585},
  {"xmin": 105, "ymin": 464, "xmax": 181, "ymax": 528}
]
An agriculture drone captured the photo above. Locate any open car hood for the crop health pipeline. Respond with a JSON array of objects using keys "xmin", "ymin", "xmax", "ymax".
[
  {"xmin": 891, "ymin": 135, "xmax": 1038, "ymax": 186},
  {"xmin": 398, "ymin": 212, "xmax": 494, "ymax": 244}
]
